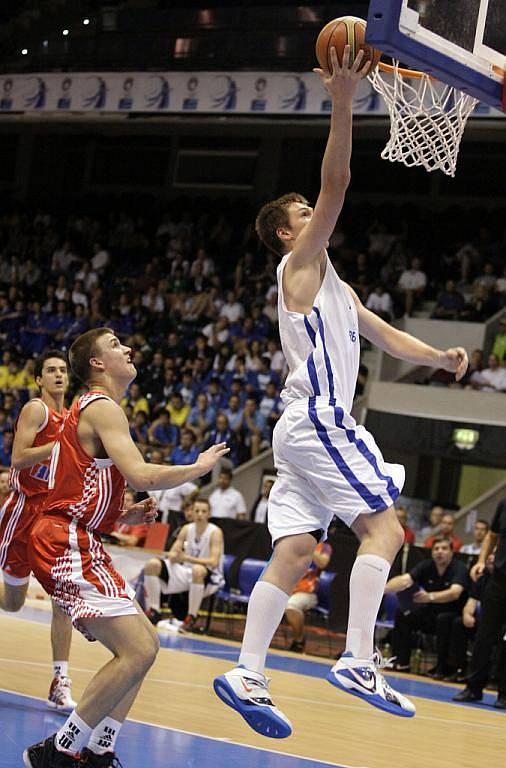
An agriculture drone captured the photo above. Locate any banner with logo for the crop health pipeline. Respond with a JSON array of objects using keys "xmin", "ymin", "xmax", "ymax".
[{"xmin": 0, "ymin": 71, "xmax": 502, "ymax": 117}]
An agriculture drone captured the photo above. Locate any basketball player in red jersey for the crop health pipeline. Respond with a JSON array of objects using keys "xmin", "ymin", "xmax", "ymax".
[
  {"xmin": 0, "ymin": 350, "xmax": 77, "ymax": 711},
  {"xmin": 24, "ymin": 328, "xmax": 229, "ymax": 768}
]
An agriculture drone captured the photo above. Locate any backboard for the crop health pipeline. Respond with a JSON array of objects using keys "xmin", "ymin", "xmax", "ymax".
[{"xmin": 366, "ymin": 0, "xmax": 505, "ymax": 110}]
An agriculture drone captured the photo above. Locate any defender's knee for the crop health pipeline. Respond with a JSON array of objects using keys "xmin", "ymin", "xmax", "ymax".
[
  {"xmin": 143, "ymin": 558, "xmax": 162, "ymax": 577},
  {"xmin": 192, "ymin": 564, "xmax": 207, "ymax": 583}
]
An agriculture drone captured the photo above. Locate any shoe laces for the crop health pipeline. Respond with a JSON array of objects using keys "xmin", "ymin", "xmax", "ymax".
[{"xmin": 372, "ymin": 648, "xmax": 397, "ymax": 670}]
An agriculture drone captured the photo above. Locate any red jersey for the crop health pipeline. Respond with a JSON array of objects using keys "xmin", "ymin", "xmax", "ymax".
[
  {"xmin": 9, "ymin": 398, "xmax": 67, "ymax": 500},
  {"xmin": 45, "ymin": 392, "xmax": 126, "ymax": 534}
]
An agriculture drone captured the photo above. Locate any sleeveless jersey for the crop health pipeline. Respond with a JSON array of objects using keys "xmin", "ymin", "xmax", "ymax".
[
  {"xmin": 9, "ymin": 399, "xmax": 67, "ymax": 499},
  {"xmin": 277, "ymin": 252, "xmax": 359, "ymax": 412},
  {"xmin": 186, "ymin": 521, "xmax": 224, "ymax": 584},
  {"xmin": 45, "ymin": 392, "xmax": 126, "ymax": 534}
]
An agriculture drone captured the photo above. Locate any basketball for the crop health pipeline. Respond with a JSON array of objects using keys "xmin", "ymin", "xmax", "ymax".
[{"xmin": 315, "ymin": 16, "xmax": 381, "ymax": 76}]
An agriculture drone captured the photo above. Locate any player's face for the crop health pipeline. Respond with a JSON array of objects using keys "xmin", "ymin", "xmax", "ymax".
[
  {"xmin": 0, "ymin": 472, "xmax": 9, "ymax": 496},
  {"xmin": 193, "ymin": 502, "xmax": 210, "ymax": 523},
  {"xmin": 38, "ymin": 358, "xmax": 69, "ymax": 395},
  {"xmin": 95, "ymin": 333, "xmax": 136, "ymax": 383},
  {"xmin": 287, "ymin": 202, "xmax": 313, "ymax": 240},
  {"xmin": 432, "ymin": 542, "xmax": 452, "ymax": 566}
]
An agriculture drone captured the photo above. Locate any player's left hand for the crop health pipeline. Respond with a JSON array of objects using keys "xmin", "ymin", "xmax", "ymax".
[
  {"xmin": 118, "ymin": 496, "xmax": 158, "ymax": 525},
  {"xmin": 440, "ymin": 347, "xmax": 468, "ymax": 382}
]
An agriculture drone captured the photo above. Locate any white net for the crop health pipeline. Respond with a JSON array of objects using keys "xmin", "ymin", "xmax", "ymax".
[{"xmin": 369, "ymin": 61, "xmax": 479, "ymax": 177}]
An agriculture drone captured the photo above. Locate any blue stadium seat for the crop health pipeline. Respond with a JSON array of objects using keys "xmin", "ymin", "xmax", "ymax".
[
  {"xmin": 376, "ymin": 592, "xmax": 399, "ymax": 630},
  {"xmin": 234, "ymin": 558, "xmax": 267, "ymax": 603}
]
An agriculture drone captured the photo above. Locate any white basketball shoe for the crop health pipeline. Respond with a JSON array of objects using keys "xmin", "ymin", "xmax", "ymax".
[
  {"xmin": 213, "ymin": 666, "xmax": 292, "ymax": 738},
  {"xmin": 327, "ymin": 651, "xmax": 416, "ymax": 717}
]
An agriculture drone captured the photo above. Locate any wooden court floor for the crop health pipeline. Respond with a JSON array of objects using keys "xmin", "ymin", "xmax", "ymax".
[{"xmin": 0, "ymin": 612, "xmax": 505, "ymax": 768}]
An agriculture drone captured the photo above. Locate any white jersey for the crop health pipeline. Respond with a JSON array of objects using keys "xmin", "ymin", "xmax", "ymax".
[
  {"xmin": 186, "ymin": 521, "xmax": 224, "ymax": 586},
  {"xmin": 277, "ymin": 252, "xmax": 359, "ymax": 412}
]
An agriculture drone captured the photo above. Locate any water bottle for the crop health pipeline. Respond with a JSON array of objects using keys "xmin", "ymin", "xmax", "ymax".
[
  {"xmin": 410, "ymin": 648, "xmax": 422, "ymax": 675},
  {"xmin": 382, "ymin": 642, "xmax": 392, "ymax": 660}
]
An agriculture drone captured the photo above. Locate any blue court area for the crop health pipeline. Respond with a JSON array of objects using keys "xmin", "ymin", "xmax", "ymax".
[{"xmin": 0, "ymin": 689, "xmax": 345, "ymax": 768}]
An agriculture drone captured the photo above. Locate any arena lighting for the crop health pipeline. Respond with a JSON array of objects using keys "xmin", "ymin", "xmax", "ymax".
[
  {"xmin": 21, "ymin": 48, "xmax": 28, "ymax": 55},
  {"xmin": 62, "ymin": 29, "xmax": 69, "ymax": 36},
  {"xmin": 453, "ymin": 428, "xmax": 480, "ymax": 451},
  {"xmin": 83, "ymin": 18, "xmax": 90, "ymax": 25}
]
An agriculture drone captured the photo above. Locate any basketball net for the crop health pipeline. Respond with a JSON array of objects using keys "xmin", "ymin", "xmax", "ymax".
[{"xmin": 369, "ymin": 61, "xmax": 479, "ymax": 177}]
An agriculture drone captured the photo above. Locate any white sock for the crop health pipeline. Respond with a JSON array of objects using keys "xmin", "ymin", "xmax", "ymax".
[
  {"xmin": 144, "ymin": 575, "xmax": 161, "ymax": 612},
  {"xmin": 345, "ymin": 554, "xmax": 390, "ymax": 659},
  {"xmin": 53, "ymin": 660, "xmax": 68, "ymax": 678},
  {"xmin": 55, "ymin": 712, "xmax": 93, "ymax": 755},
  {"xmin": 88, "ymin": 717, "xmax": 122, "ymax": 755},
  {"xmin": 238, "ymin": 581, "xmax": 289, "ymax": 674},
  {"xmin": 188, "ymin": 583, "xmax": 204, "ymax": 617}
]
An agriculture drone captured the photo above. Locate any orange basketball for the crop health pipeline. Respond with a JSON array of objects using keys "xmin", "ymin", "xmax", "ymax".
[{"xmin": 315, "ymin": 16, "xmax": 381, "ymax": 76}]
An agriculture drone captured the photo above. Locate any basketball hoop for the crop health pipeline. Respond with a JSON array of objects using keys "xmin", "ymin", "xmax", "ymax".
[{"xmin": 368, "ymin": 61, "xmax": 479, "ymax": 177}]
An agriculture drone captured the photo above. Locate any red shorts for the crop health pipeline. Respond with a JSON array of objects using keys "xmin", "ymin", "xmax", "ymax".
[
  {"xmin": 0, "ymin": 490, "xmax": 43, "ymax": 585},
  {"xmin": 28, "ymin": 513, "xmax": 137, "ymax": 641}
]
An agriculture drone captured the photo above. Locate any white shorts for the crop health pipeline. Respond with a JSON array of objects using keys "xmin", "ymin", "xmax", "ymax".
[
  {"xmin": 286, "ymin": 591, "xmax": 318, "ymax": 614},
  {"xmin": 160, "ymin": 559, "xmax": 222, "ymax": 598},
  {"xmin": 268, "ymin": 397, "xmax": 405, "ymax": 544}
]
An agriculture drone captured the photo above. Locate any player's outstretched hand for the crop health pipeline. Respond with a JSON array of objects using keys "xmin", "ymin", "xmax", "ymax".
[
  {"xmin": 118, "ymin": 496, "xmax": 158, "ymax": 525},
  {"xmin": 313, "ymin": 45, "xmax": 370, "ymax": 101},
  {"xmin": 195, "ymin": 442, "xmax": 230, "ymax": 475},
  {"xmin": 440, "ymin": 347, "xmax": 468, "ymax": 381}
]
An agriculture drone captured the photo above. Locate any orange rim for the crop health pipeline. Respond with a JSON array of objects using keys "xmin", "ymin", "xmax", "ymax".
[{"xmin": 378, "ymin": 61, "xmax": 436, "ymax": 80}]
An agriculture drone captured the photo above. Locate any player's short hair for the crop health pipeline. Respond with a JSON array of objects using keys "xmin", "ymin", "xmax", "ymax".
[
  {"xmin": 69, "ymin": 327, "xmax": 114, "ymax": 384},
  {"xmin": 193, "ymin": 496, "xmax": 211, "ymax": 511},
  {"xmin": 34, "ymin": 350, "xmax": 68, "ymax": 380},
  {"xmin": 255, "ymin": 192, "xmax": 309, "ymax": 256}
]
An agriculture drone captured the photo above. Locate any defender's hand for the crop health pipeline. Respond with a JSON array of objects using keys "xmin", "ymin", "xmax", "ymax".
[
  {"xmin": 313, "ymin": 45, "xmax": 371, "ymax": 101},
  {"xmin": 118, "ymin": 497, "xmax": 158, "ymax": 525},
  {"xmin": 440, "ymin": 347, "xmax": 468, "ymax": 382},
  {"xmin": 470, "ymin": 562, "xmax": 485, "ymax": 583}
]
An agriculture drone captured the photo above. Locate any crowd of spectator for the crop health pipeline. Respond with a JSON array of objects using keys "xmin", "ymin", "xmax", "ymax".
[{"xmin": 0, "ymin": 199, "xmax": 504, "ymax": 470}]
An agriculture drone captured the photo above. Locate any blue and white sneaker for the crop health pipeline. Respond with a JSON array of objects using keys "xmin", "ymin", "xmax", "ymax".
[
  {"xmin": 213, "ymin": 667, "xmax": 292, "ymax": 738},
  {"xmin": 327, "ymin": 651, "xmax": 416, "ymax": 718}
]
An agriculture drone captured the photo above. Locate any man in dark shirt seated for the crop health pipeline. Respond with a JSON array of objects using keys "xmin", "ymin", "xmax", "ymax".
[
  {"xmin": 454, "ymin": 498, "xmax": 506, "ymax": 709},
  {"xmin": 384, "ymin": 537, "xmax": 469, "ymax": 675}
]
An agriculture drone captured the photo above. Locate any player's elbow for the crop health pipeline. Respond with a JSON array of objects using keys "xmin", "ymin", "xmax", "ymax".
[{"xmin": 11, "ymin": 451, "xmax": 25, "ymax": 470}]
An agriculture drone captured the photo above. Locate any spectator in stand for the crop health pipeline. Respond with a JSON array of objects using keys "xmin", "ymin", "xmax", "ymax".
[
  {"xmin": 147, "ymin": 411, "xmax": 178, "ymax": 457},
  {"xmin": 454, "ymin": 498, "xmax": 506, "ymax": 709},
  {"xmin": 250, "ymin": 477, "xmax": 275, "ymax": 525},
  {"xmin": 0, "ymin": 469, "xmax": 10, "ymax": 505},
  {"xmin": 166, "ymin": 391, "xmax": 190, "ymax": 429},
  {"xmin": 419, "ymin": 505, "xmax": 444, "ymax": 541},
  {"xmin": 209, "ymin": 468, "xmax": 247, "ymax": 520},
  {"xmin": 432, "ymin": 280, "xmax": 467, "ymax": 320},
  {"xmin": 205, "ymin": 413, "xmax": 239, "ymax": 467},
  {"xmin": 0, "ymin": 429, "xmax": 14, "ymax": 467},
  {"xmin": 491, "ymin": 316, "xmax": 506, "ymax": 364},
  {"xmin": 129, "ymin": 411, "xmax": 149, "ymax": 453},
  {"xmin": 495, "ymin": 267, "xmax": 506, "ymax": 307},
  {"xmin": 121, "ymin": 382, "xmax": 150, "ymax": 416},
  {"xmin": 473, "ymin": 262, "xmax": 497, "ymax": 292},
  {"xmin": 465, "ymin": 284, "xmax": 496, "ymax": 322},
  {"xmin": 395, "ymin": 506, "xmax": 415, "ymax": 545},
  {"xmin": 90, "ymin": 241, "xmax": 110, "ymax": 273},
  {"xmin": 224, "ymin": 393, "xmax": 244, "ymax": 433},
  {"xmin": 365, "ymin": 284, "xmax": 393, "ymax": 322},
  {"xmin": 460, "ymin": 519, "xmax": 489, "ymax": 555},
  {"xmin": 397, "ymin": 257, "xmax": 427, "ymax": 317},
  {"xmin": 470, "ymin": 353, "xmax": 506, "ymax": 392},
  {"xmin": 187, "ymin": 392, "xmax": 216, "ymax": 444},
  {"xmin": 171, "ymin": 429, "xmax": 200, "ymax": 466},
  {"xmin": 220, "ymin": 291, "xmax": 244, "ymax": 324},
  {"xmin": 51, "ymin": 240, "xmax": 79, "ymax": 273},
  {"xmin": 238, "ymin": 396, "xmax": 267, "ymax": 460},
  {"xmin": 111, "ymin": 489, "xmax": 149, "ymax": 547},
  {"xmin": 459, "ymin": 348, "xmax": 484, "ymax": 388},
  {"xmin": 385, "ymin": 537, "xmax": 469, "ymax": 676},
  {"xmin": 284, "ymin": 541, "xmax": 332, "ymax": 653},
  {"xmin": 424, "ymin": 513, "xmax": 463, "ymax": 552}
]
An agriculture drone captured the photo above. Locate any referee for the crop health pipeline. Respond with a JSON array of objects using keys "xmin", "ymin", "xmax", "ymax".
[{"xmin": 453, "ymin": 498, "xmax": 506, "ymax": 708}]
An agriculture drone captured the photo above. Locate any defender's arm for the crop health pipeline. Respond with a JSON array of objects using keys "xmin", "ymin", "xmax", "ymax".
[{"xmin": 11, "ymin": 400, "xmax": 55, "ymax": 470}]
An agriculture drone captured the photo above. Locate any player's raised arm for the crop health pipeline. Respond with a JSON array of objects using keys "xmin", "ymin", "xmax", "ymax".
[
  {"xmin": 11, "ymin": 400, "xmax": 55, "ymax": 470},
  {"xmin": 86, "ymin": 399, "xmax": 229, "ymax": 491},
  {"xmin": 288, "ymin": 47, "xmax": 368, "ymax": 269},
  {"xmin": 347, "ymin": 284, "xmax": 469, "ymax": 381}
]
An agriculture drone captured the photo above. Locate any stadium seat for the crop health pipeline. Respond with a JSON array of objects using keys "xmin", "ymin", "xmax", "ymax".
[{"xmin": 143, "ymin": 522, "xmax": 170, "ymax": 551}]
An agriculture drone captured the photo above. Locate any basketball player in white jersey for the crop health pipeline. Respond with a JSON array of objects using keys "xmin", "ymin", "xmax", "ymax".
[
  {"xmin": 143, "ymin": 497, "xmax": 224, "ymax": 631},
  {"xmin": 0, "ymin": 350, "xmax": 76, "ymax": 711},
  {"xmin": 214, "ymin": 46, "xmax": 468, "ymax": 736}
]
